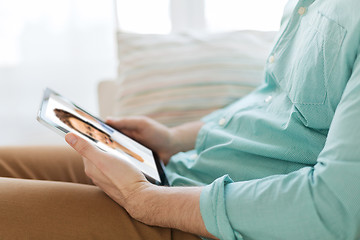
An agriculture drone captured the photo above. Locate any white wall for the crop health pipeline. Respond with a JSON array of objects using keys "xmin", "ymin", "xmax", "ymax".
[{"xmin": 0, "ymin": 0, "xmax": 117, "ymax": 146}]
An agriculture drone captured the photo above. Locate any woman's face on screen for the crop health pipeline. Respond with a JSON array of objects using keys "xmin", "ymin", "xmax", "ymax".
[{"xmin": 68, "ymin": 117, "xmax": 112, "ymax": 146}]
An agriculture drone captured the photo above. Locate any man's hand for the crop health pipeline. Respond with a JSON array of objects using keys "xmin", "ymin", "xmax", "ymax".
[
  {"xmin": 106, "ymin": 116, "xmax": 175, "ymax": 164},
  {"xmin": 106, "ymin": 116, "xmax": 204, "ymax": 165},
  {"xmin": 65, "ymin": 132, "xmax": 215, "ymax": 239},
  {"xmin": 65, "ymin": 133, "xmax": 151, "ymax": 211}
]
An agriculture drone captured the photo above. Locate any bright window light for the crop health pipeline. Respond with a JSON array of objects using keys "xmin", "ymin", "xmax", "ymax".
[
  {"xmin": 116, "ymin": 0, "xmax": 171, "ymax": 34},
  {"xmin": 205, "ymin": 0, "xmax": 288, "ymax": 32}
]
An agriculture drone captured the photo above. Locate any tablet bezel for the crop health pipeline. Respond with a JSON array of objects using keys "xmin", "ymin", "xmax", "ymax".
[{"xmin": 37, "ymin": 88, "xmax": 169, "ymax": 186}]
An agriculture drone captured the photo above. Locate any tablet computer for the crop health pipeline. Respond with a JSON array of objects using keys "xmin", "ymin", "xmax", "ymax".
[{"xmin": 37, "ymin": 88, "xmax": 169, "ymax": 186}]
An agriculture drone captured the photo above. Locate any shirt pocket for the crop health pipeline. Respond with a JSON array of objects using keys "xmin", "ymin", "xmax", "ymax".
[{"xmin": 273, "ymin": 10, "xmax": 346, "ymax": 105}]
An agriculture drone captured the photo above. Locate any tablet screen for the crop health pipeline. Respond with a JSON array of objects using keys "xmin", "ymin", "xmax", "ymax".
[{"xmin": 38, "ymin": 89, "xmax": 164, "ymax": 184}]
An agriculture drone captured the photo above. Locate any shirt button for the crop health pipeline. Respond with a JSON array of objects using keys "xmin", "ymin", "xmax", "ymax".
[
  {"xmin": 268, "ymin": 55, "xmax": 275, "ymax": 64},
  {"xmin": 265, "ymin": 95, "xmax": 273, "ymax": 103},
  {"xmin": 189, "ymin": 154, "xmax": 198, "ymax": 161},
  {"xmin": 298, "ymin": 7, "xmax": 306, "ymax": 15},
  {"xmin": 218, "ymin": 118, "xmax": 226, "ymax": 126}
]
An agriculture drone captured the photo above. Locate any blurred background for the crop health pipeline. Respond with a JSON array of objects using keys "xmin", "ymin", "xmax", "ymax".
[{"xmin": 0, "ymin": 0, "xmax": 287, "ymax": 146}]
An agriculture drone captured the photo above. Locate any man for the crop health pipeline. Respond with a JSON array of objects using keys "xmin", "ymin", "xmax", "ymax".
[{"xmin": 1, "ymin": 0, "xmax": 360, "ymax": 239}]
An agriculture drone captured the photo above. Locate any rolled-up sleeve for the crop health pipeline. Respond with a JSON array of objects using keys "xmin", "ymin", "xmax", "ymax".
[
  {"xmin": 200, "ymin": 47, "xmax": 360, "ymax": 239},
  {"xmin": 200, "ymin": 175, "xmax": 238, "ymax": 239}
]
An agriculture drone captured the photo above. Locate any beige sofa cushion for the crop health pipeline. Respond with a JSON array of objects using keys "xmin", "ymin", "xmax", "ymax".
[{"xmin": 113, "ymin": 31, "xmax": 276, "ymax": 127}]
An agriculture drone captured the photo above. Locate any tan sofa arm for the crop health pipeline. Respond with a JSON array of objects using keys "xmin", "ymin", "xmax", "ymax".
[{"xmin": 97, "ymin": 79, "xmax": 118, "ymax": 119}]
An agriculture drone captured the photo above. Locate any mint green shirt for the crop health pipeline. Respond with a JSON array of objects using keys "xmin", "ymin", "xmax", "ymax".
[{"xmin": 165, "ymin": 0, "xmax": 360, "ymax": 239}]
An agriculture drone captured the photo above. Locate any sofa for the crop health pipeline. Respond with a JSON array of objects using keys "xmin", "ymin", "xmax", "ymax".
[{"xmin": 98, "ymin": 30, "xmax": 277, "ymax": 125}]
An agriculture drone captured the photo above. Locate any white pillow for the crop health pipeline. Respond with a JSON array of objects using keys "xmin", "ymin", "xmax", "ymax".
[{"xmin": 114, "ymin": 31, "xmax": 276, "ymax": 127}]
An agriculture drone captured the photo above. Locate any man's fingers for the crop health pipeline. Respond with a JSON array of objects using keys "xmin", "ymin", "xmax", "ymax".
[
  {"xmin": 66, "ymin": 133, "xmax": 115, "ymax": 180},
  {"xmin": 106, "ymin": 116, "xmax": 147, "ymax": 131},
  {"xmin": 65, "ymin": 133, "xmax": 137, "ymax": 180},
  {"xmin": 65, "ymin": 133, "xmax": 102, "ymax": 162}
]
